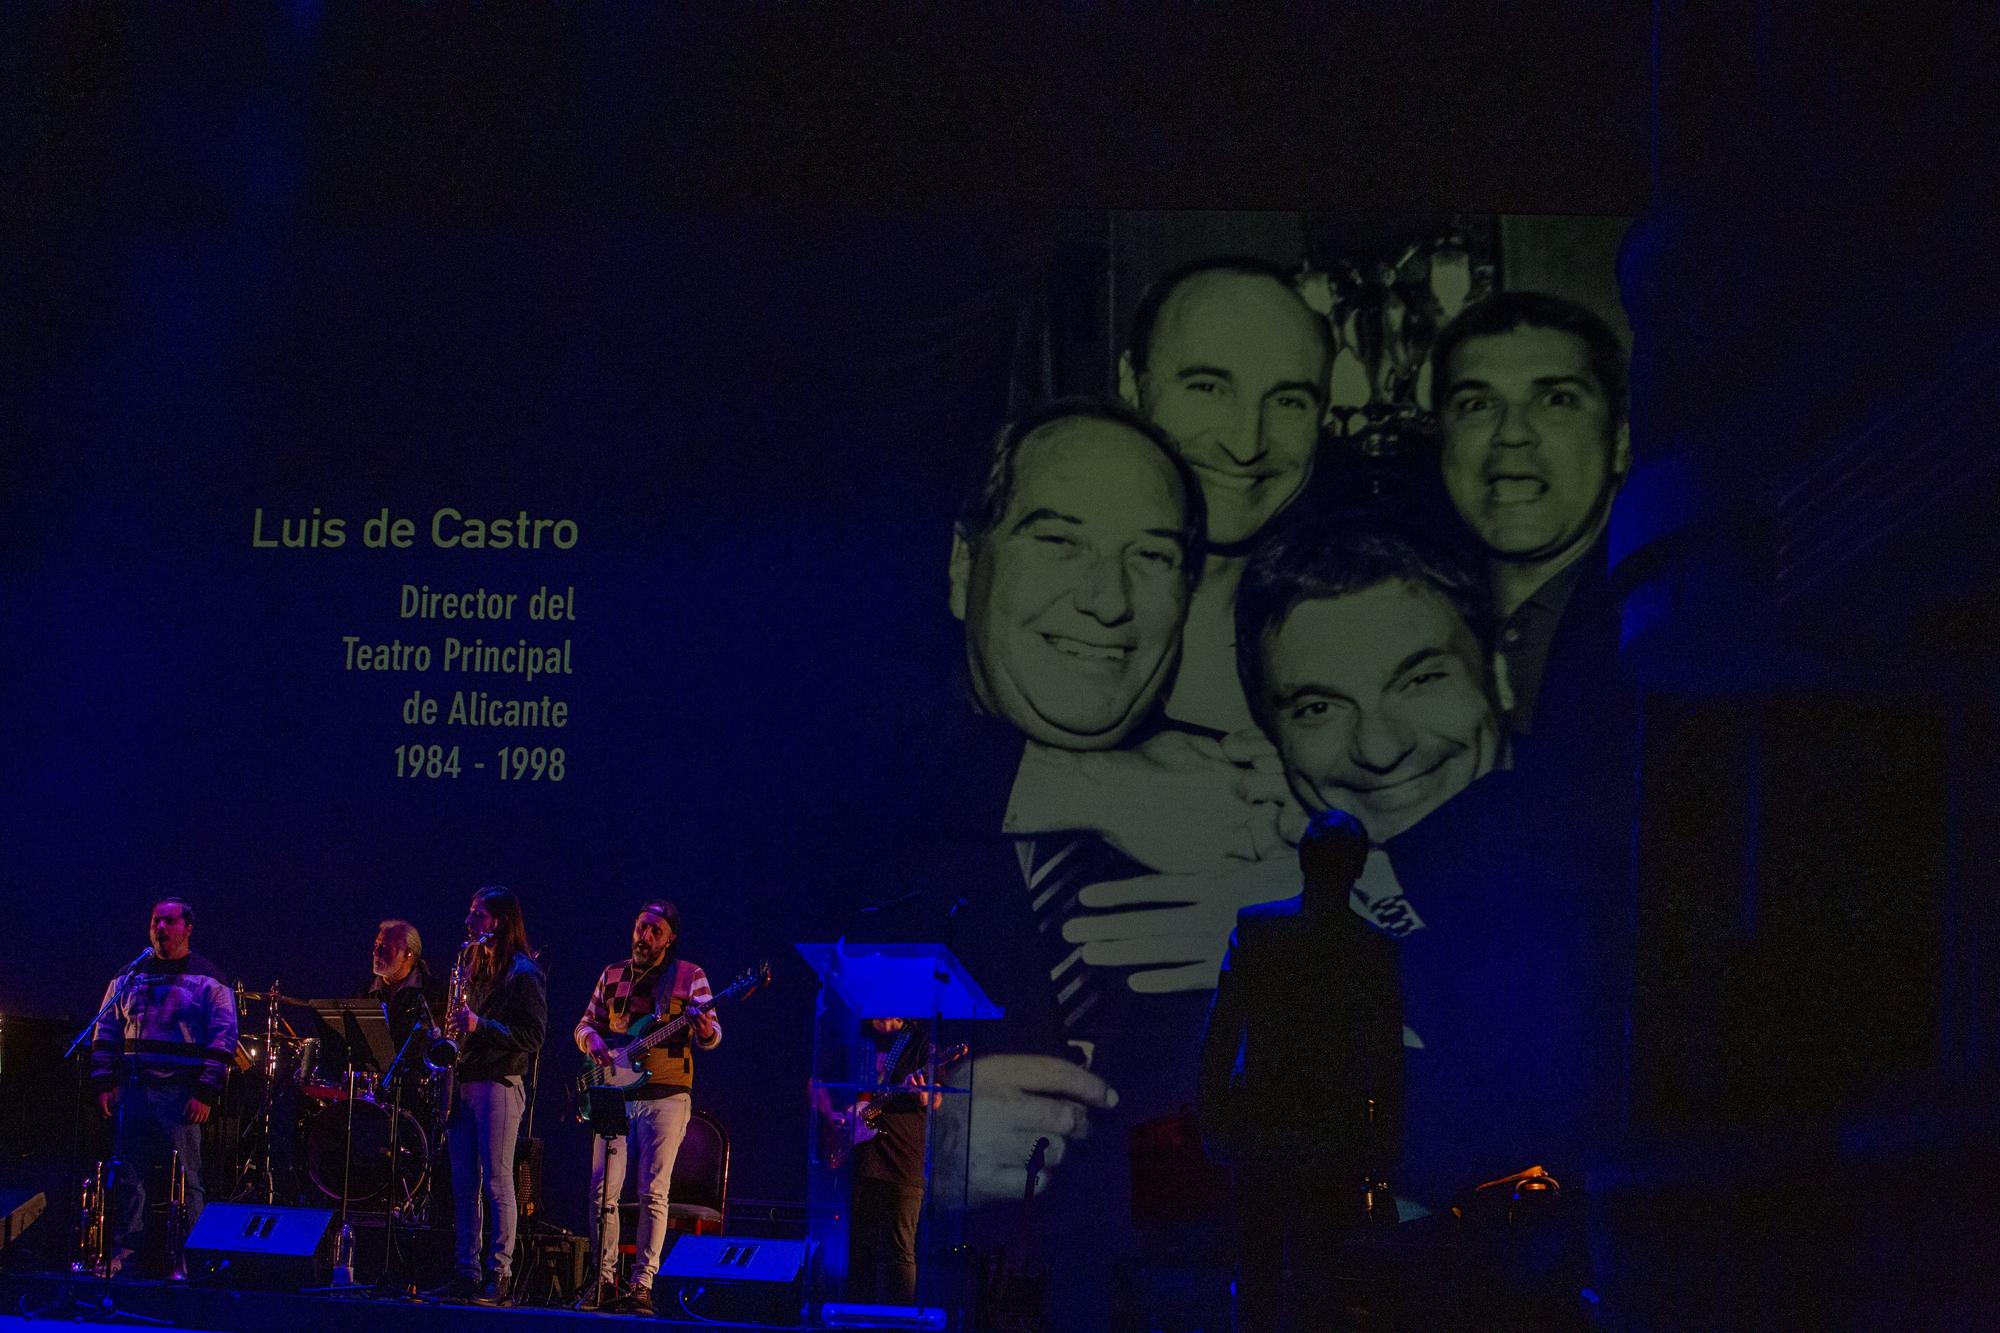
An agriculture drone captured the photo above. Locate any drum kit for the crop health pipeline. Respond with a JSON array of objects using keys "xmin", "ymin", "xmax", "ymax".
[{"xmin": 228, "ymin": 981, "xmax": 439, "ymax": 1218}]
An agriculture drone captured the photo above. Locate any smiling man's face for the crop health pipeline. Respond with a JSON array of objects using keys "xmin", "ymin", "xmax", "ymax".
[
  {"xmin": 1439, "ymin": 324, "xmax": 1628, "ymax": 567},
  {"xmin": 1132, "ymin": 271, "xmax": 1329, "ymax": 548},
  {"xmin": 1257, "ymin": 579, "xmax": 1500, "ymax": 841},
  {"xmin": 951, "ymin": 416, "xmax": 1195, "ymax": 750}
]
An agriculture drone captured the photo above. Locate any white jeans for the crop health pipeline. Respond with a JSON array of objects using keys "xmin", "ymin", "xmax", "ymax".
[
  {"xmin": 448, "ymin": 1077, "xmax": 526, "ymax": 1283},
  {"xmin": 590, "ymin": 1092, "xmax": 691, "ymax": 1288}
]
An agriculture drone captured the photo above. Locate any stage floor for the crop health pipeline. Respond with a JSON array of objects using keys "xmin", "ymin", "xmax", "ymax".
[{"xmin": 0, "ymin": 1270, "xmax": 850, "ymax": 1332}]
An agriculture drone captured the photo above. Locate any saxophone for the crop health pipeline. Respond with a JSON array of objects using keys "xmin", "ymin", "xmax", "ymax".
[{"xmin": 425, "ymin": 931, "xmax": 490, "ymax": 1071}]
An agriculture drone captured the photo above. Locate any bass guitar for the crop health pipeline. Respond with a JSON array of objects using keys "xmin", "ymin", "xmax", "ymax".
[
  {"xmin": 572, "ymin": 961, "xmax": 770, "ymax": 1123},
  {"xmin": 819, "ymin": 1039, "xmax": 970, "ymax": 1171}
]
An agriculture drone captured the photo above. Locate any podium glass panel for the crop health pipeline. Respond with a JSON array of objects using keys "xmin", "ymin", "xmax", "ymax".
[{"xmin": 799, "ymin": 942, "xmax": 995, "ymax": 1316}]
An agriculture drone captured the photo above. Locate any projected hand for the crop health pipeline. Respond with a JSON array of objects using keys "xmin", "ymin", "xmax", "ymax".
[
  {"xmin": 938, "ymin": 1054, "xmax": 1117, "ymax": 1206},
  {"xmin": 184, "ymin": 1099, "xmax": 210, "ymax": 1125},
  {"xmin": 1011, "ymin": 730, "xmax": 1298, "ymax": 874},
  {"xmin": 1061, "ymin": 856, "xmax": 1301, "ymax": 993}
]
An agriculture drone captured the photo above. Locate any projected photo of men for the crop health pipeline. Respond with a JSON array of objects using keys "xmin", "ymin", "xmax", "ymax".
[{"xmin": 852, "ymin": 220, "xmax": 1635, "ymax": 1331}]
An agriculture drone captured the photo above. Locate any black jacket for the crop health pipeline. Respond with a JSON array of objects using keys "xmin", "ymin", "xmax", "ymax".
[
  {"xmin": 1198, "ymin": 891, "xmax": 1404, "ymax": 1173},
  {"xmin": 457, "ymin": 951, "xmax": 548, "ymax": 1085}
]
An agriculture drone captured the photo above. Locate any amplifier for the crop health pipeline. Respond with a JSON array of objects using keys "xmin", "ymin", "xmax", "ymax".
[
  {"xmin": 185, "ymin": 1202, "xmax": 336, "ymax": 1289},
  {"xmin": 514, "ymin": 1229, "xmax": 589, "ymax": 1307}
]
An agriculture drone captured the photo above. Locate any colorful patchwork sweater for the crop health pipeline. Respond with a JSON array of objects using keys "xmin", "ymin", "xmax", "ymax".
[
  {"xmin": 574, "ymin": 955, "xmax": 719, "ymax": 1101},
  {"xmin": 88, "ymin": 952, "xmax": 238, "ymax": 1107}
]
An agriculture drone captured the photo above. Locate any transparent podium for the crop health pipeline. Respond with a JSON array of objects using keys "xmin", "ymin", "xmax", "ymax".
[{"xmin": 798, "ymin": 942, "xmax": 1002, "ymax": 1327}]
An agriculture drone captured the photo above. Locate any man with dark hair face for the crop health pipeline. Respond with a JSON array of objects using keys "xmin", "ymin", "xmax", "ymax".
[
  {"xmin": 1432, "ymin": 291, "xmax": 1632, "ymax": 766},
  {"xmin": 1199, "ymin": 809, "xmax": 1402, "ymax": 1332},
  {"xmin": 1234, "ymin": 514, "xmax": 1503, "ymax": 851}
]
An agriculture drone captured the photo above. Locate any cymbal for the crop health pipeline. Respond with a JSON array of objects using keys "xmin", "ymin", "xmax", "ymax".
[{"xmin": 237, "ymin": 991, "xmax": 317, "ymax": 1006}]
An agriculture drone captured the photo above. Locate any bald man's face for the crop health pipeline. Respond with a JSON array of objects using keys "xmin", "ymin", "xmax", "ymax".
[{"xmin": 1132, "ymin": 272, "xmax": 1330, "ymax": 547}]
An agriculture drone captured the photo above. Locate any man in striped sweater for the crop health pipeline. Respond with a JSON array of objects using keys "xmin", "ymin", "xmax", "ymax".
[
  {"xmin": 89, "ymin": 898, "xmax": 237, "ymax": 1275},
  {"xmin": 574, "ymin": 899, "xmax": 720, "ymax": 1314}
]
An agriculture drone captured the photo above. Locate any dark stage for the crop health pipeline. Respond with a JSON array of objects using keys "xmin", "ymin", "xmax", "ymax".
[{"xmin": 0, "ymin": 1270, "xmax": 814, "ymax": 1332}]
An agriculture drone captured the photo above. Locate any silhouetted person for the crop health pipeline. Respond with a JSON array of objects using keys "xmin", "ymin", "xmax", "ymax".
[{"xmin": 1199, "ymin": 809, "xmax": 1402, "ymax": 1332}]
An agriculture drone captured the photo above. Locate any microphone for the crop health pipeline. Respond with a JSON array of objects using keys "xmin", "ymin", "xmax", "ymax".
[{"xmin": 120, "ymin": 946, "xmax": 155, "ymax": 975}]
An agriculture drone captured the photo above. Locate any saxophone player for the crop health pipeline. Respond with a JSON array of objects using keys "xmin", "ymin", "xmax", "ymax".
[{"xmin": 424, "ymin": 887, "xmax": 546, "ymax": 1307}]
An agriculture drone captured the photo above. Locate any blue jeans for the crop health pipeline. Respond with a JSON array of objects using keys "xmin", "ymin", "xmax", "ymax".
[
  {"xmin": 448, "ymin": 1077, "xmax": 526, "ymax": 1283},
  {"xmin": 111, "ymin": 1081, "xmax": 204, "ymax": 1255}
]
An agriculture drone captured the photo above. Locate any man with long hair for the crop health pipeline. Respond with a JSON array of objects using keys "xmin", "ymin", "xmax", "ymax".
[
  {"xmin": 572, "ymin": 899, "xmax": 720, "ymax": 1314},
  {"xmin": 427, "ymin": 886, "xmax": 546, "ymax": 1306}
]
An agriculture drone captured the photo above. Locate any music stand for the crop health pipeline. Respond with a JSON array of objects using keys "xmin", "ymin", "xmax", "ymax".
[
  {"xmin": 577, "ymin": 1087, "xmax": 630, "ymax": 1311},
  {"xmin": 303, "ymin": 1000, "xmax": 397, "ymax": 1076},
  {"xmin": 796, "ymin": 942, "xmax": 1004, "ymax": 1022},
  {"xmin": 798, "ymin": 942, "xmax": 1000, "ymax": 1321}
]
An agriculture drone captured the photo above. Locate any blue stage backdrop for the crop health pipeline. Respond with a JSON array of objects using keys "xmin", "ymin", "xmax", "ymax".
[{"xmin": 3, "ymin": 210, "xmax": 1633, "ymax": 1322}]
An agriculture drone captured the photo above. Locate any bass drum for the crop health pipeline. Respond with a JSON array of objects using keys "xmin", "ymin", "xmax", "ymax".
[{"xmin": 302, "ymin": 1096, "xmax": 429, "ymax": 1206}]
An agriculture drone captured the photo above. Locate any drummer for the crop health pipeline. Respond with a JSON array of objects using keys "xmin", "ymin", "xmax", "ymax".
[{"xmin": 368, "ymin": 919, "xmax": 450, "ymax": 1062}]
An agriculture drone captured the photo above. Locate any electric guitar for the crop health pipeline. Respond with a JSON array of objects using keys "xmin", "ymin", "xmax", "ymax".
[
  {"xmin": 572, "ymin": 961, "xmax": 770, "ymax": 1123},
  {"xmin": 978, "ymin": 1136, "xmax": 1051, "ymax": 1331},
  {"xmin": 819, "ymin": 1039, "xmax": 970, "ymax": 1171}
]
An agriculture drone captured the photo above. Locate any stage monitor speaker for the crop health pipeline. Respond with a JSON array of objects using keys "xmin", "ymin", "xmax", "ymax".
[
  {"xmin": 655, "ymin": 1235, "xmax": 810, "ymax": 1324},
  {"xmin": 185, "ymin": 1202, "xmax": 336, "ymax": 1289}
]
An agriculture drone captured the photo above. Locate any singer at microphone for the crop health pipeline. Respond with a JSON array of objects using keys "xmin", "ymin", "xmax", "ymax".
[{"xmin": 87, "ymin": 898, "xmax": 237, "ymax": 1278}]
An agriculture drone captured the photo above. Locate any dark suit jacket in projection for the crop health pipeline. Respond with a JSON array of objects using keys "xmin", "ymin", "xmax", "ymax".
[
  {"xmin": 1198, "ymin": 891, "xmax": 1405, "ymax": 1174},
  {"xmin": 1373, "ymin": 767, "xmax": 1630, "ymax": 1210},
  {"xmin": 837, "ymin": 673, "xmax": 1235, "ymax": 1327},
  {"xmin": 1510, "ymin": 535, "xmax": 1639, "ymax": 835}
]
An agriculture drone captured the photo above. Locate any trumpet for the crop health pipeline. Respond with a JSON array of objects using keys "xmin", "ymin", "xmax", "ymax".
[
  {"xmin": 72, "ymin": 1159, "xmax": 108, "ymax": 1277},
  {"xmin": 425, "ymin": 930, "xmax": 491, "ymax": 1071},
  {"xmin": 166, "ymin": 1149, "xmax": 189, "ymax": 1281}
]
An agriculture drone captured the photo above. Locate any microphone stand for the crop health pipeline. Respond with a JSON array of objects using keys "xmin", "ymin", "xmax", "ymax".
[
  {"xmin": 372, "ymin": 1018, "xmax": 427, "ymax": 1298},
  {"xmin": 61, "ymin": 949, "xmax": 152, "ymax": 1062},
  {"xmin": 302, "ymin": 1065, "xmax": 369, "ymax": 1297},
  {"xmin": 27, "ymin": 953, "xmax": 174, "ymax": 1324}
]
